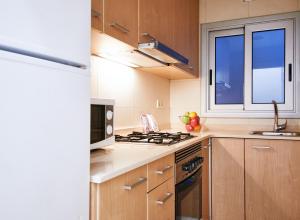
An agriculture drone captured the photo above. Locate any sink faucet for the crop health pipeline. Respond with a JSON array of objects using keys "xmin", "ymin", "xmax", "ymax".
[{"xmin": 272, "ymin": 100, "xmax": 287, "ymax": 132}]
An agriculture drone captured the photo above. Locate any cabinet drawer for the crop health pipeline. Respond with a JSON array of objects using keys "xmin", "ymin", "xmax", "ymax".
[
  {"xmin": 98, "ymin": 165, "xmax": 147, "ymax": 220},
  {"xmin": 148, "ymin": 177, "xmax": 175, "ymax": 220},
  {"xmin": 147, "ymin": 154, "xmax": 174, "ymax": 191}
]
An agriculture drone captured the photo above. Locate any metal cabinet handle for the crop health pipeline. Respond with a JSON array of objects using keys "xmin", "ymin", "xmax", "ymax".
[
  {"xmin": 123, "ymin": 177, "xmax": 147, "ymax": 190},
  {"xmin": 91, "ymin": 9, "xmax": 102, "ymax": 18},
  {"xmin": 155, "ymin": 165, "xmax": 173, "ymax": 175},
  {"xmin": 202, "ymin": 145, "xmax": 209, "ymax": 149},
  {"xmin": 188, "ymin": 65, "xmax": 194, "ymax": 70},
  {"xmin": 251, "ymin": 146, "xmax": 272, "ymax": 150},
  {"xmin": 110, "ymin": 22, "xmax": 129, "ymax": 34},
  {"xmin": 156, "ymin": 192, "xmax": 173, "ymax": 205}
]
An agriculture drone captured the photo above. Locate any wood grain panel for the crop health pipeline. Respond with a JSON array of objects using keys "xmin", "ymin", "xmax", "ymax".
[
  {"xmin": 91, "ymin": 0, "xmax": 103, "ymax": 32},
  {"xmin": 201, "ymin": 139, "xmax": 210, "ymax": 220},
  {"xmin": 148, "ymin": 177, "xmax": 175, "ymax": 220},
  {"xmin": 212, "ymin": 138, "xmax": 245, "ymax": 220},
  {"xmin": 98, "ymin": 165, "xmax": 147, "ymax": 220},
  {"xmin": 174, "ymin": 0, "xmax": 199, "ymax": 76},
  {"xmin": 147, "ymin": 154, "xmax": 174, "ymax": 192},
  {"xmin": 245, "ymin": 139, "xmax": 300, "ymax": 220},
  {"xmin": 139, "ymin": 0, "xmax": 175, "ymax": 48},
  {"xmin": 104, "ymin": 0, "xmax": 138, "ymax": 47}
]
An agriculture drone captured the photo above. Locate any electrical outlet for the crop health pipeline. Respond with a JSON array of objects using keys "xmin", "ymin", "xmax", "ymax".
[{"xmin": 156, "ymin": 99, "xmax": 164, "ymax": 109}]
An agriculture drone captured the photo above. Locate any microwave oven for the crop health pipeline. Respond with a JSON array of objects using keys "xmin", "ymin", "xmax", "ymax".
[{"xmin": 90, "ymin": 98, "xmax": 115, "ymax": 150}]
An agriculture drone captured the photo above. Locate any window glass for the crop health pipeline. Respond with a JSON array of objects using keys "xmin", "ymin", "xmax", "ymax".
[
  {"xmin": 215, "ymin": 35, "xmax": 244, "ymax": 104},
  {"xmin": 252, "ymin": 29, "xmax": 285, "ymax": 104}
]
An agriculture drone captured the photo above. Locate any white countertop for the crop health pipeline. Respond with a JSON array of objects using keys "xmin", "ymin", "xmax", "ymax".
[{"xmin": 90, "ymin": 130, "xmax": 300, "ymax": 184}]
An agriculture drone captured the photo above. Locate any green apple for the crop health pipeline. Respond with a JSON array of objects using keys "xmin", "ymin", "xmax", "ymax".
[{"xmin": 181, "ymin": 116, "xmax": 190, "ymax": 125}]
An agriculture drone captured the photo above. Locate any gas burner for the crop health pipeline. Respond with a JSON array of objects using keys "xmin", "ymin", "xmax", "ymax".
[{"xmin": 115, "ymin": 131, "xmax": 195, "ymax": 145}]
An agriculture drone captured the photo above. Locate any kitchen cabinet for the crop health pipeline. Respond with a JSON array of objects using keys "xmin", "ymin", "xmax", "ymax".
[
  {"xmin": 91, "ymin": 0, "xmax": 103, "ymax": 32},
  {"xmin": 245, "ymin": 139, "xmax": 300, "ymax": 220},
  {"xmin": 201, "ymin": 139, "xmax": 210, "ymax": 220},
  {"xmin": 104, "ymin": 0, "xmax": 138, "ymax": 47},
  {"xmin": 174, "ymin": 0, "xmax": 199, "ymax": 76},
  {"xmin": 147, "ymin": 154, "xmax": 174, "ymax": 192},
  {"xmin": 204, "ymin": 0, "xmax": 248, "ymax": 23},
  {"xmin": 249, "ymin": 0, "xmax": 298, "ymax": 17},
  {"xmin": 90, "ymin": 165, "xmax": 147, "ymax": 220},
  {"xmin": 211, "ymin": 138, "xmax": 245, "ymax": 220},
  {"xmin": 147, "ymin": 178, "xmax": 175, "ymax": 220},
  {"xmin": 139, "ymin": 0, "xmax": 175, "ymax": 48}
]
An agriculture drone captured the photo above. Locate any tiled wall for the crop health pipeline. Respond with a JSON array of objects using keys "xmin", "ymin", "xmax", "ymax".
[{"xmin": 91, "ymin": 56, "xmax": 170, "ymax": 130}]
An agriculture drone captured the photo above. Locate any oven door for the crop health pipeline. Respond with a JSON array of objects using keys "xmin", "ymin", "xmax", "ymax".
[{"xmin": 176, "ymin": 167, "xmax": 202, "ymax": 220}]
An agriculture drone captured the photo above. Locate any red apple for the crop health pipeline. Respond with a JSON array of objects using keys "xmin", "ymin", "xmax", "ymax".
[
  {"xmin": 185, "ymin": 124, "xmax": 194, "ymax": 132},
  {"xmin": 190, "ymin": 118, "xmax": 199, "ymax": 127}
]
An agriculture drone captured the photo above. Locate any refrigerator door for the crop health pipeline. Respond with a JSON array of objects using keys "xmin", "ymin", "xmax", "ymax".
[
  {"xmin": 0, "ymin": 0, "xmax": 90, "ymax": 66},
  {"xmin": 0, "ymin": 50, "xmax": 90, "ymax": 220}
]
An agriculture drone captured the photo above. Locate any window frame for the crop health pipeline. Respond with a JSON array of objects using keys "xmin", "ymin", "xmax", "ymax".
[
  {"xmin": 201, "ymin": 12, "xmax": 300, "ymax": 118},
  {"xmin": 209, "ymin": 28, "xmax": 245, "ymax": 111}
]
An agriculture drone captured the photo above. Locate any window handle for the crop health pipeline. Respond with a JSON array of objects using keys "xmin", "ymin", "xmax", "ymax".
[
  {"xmin": 209, "ymin": 69, "xmax": 212, "ymax": 85},
  {"xmin": 289, "ymin": 63, "xmax": 292, "ymax": 82}
]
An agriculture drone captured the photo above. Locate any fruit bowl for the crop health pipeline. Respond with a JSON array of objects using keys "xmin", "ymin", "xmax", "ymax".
[{"xmin": 179, "ymin": 112, "xmax": 201, "ymax": 132}]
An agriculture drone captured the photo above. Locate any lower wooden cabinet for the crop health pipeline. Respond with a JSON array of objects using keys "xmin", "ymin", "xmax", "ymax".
[
  {"xmin": 90, "ymin": 165, "xmax": 147, "ymax": 220},
  {"xmin": 148, "ymin": 178, "xmax": 175, "ymax": 220},
  {"xmin": 245, "ymin": 139, "xmax": 300, "ymax": 220},
  {"xmin": 211, "ymin": 138, "xmax": 245, "ymax": 220}
]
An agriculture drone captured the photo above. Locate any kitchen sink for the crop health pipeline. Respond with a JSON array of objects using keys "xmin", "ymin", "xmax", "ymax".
[{"xmin": 250, "ymin": 131, "xmax": 300, "ymax": 137}]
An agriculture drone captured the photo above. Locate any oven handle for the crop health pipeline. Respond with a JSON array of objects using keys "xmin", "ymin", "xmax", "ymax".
[
  {"xmin": 176, "ymin": 167, "xmax": 202, "ymax": 190},
  {"xmin": 156, "ymin": 192, "xmax": 173, "ymax": 205}
]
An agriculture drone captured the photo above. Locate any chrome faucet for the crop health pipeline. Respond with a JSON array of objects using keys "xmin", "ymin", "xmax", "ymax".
[{"xmin": 272, "ymin": 100, "xmax": 287, "ymax": 132}]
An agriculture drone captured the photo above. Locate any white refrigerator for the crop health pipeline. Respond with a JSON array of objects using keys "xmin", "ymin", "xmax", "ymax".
[{"xmin": 0, "ymin": 1, "xmax": 90, "ymax": 220}]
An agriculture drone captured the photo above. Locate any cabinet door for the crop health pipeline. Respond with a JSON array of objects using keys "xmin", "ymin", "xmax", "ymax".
[
  {"xmin": 174, "ymin": 0, "xmax": 199, "ymax": 76},
  {"xmin": 148, "ymin": 178, "xmax": 175, "ymax": 220},
  {"xmin": 245, "ymin": 139, "xmax": 300, "ymax": 220},
  {"xmin": 91, "ymin": 0, "xmax": 103, "ymax": 32},
  {"xmin": 249, "ymin": 0, "xmax": 298, "ymax": 17},
  {"xmin": 139, "ymin": 0, "xmax": 175, "ymax": 48},
  {"xmin": 205, "ymin": 0, "xmax": 248, "ymax": 23},
  {"xmin": 99, "ymin": 166, "xmax": 147, "ymax": 220},
  {"xmin": 212, "ymin": 138, "xmax": 245, "ymax": 220},
  {"xmin": 104, "ymin": 0, "xmax": 138, "ymax": 47},
  {"xmin": 201, "ymin": 139, "xmax": 210, "ymax": 220},
  {"xmin": 147, "ymin": 154, "xmax": 174, "ymax": 192}
]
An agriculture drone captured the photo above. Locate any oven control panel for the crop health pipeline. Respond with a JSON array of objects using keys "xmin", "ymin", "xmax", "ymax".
[{"xmin": 182, "ymin": 156, "xmax": 204, "ymax": 173}]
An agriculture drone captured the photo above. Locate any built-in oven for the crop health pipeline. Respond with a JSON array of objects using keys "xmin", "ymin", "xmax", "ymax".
[{"xmin": 175, "ymin": 142, "xmax": 203, "ymax": 220}]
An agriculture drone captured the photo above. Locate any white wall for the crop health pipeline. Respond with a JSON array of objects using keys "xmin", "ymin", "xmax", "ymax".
[
  {"xmin": 91, "ymin": 56, "xmax": 170, "ymax": 130},
  {"xmin": 170, "ymin": 78, "xmax": 300, "ymax": 131}
]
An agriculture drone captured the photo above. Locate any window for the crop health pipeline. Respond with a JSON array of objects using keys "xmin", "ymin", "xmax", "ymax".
[{"xmin": 201, "ymin": 13, "xmax": 300, "ymax": 118}]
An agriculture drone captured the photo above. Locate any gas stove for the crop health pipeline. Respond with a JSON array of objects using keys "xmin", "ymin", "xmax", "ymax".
[{"xmin": 115, "ymin": 131, "xmax": 195, "ymax": 145}]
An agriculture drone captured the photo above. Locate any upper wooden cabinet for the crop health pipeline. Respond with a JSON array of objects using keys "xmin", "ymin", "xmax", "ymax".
[
  {"xmin": 211, "ymin": 138, "xmax": 245, "ymax": 220},
  {"xmin": 174, "ymin": 0, "xmax": 199, "ymax": 76},
  {"xmin": 104, "ymin": 0, "xmax": 138, "ymax": 47},
  {"xmin": 245, "ymin": 139, "xmax": 300, "ymax": 220},
  {"xmin": 91, "ymin": 0, "xmax": 103, "ymax": 32},
  {"xmin": 139, "ymin": 0, "xmax": 175, "ymax": 48}
]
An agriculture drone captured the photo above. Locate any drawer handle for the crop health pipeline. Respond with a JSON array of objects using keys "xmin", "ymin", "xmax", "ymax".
[
  {"xmin": 251, "ymin": 146, "xmax": 272, "ymax": 150},
  {"xmin": 156, "ymin": 192, "xmax": 173, "ymax": 205},
  {"xmin": 110, "ymin": 22, "xmax": 129, "ymax": 34},
  {"xmin": 202, "ymin": 145, "xmax": 209, "ymax": 149},
  {"xmin": 155, "ymin": 165, "xmax": 173, "ymax": 175},
  {"xmin": 91, "ymin": 10, "xmax": 102, "ymax": 18},
  {"xmin": 123, "ymin": 177, "xmax": 147, "ymax": 191}
]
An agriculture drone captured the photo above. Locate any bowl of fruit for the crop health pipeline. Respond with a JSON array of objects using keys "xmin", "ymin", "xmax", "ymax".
[{"xmin": 179, "ymin": 112, "xmax": 201, "ymax": 132}]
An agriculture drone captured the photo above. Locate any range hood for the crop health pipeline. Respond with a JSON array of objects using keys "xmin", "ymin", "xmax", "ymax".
[
  {"xmin": 138, "ymin": 40, "xmax": 189, "ymax": 65},
  {"xmin": 91, "ymin": 29, "xmax": 193, "ymax": 77}
]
